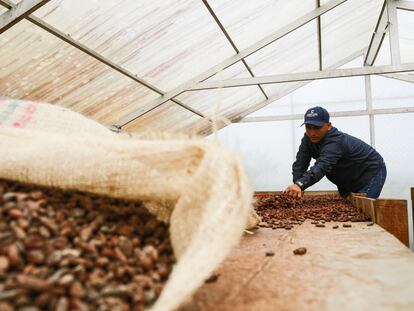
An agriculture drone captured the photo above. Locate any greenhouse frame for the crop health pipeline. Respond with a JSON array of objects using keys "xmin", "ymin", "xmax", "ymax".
[{"xmin": 1, "ymin": 1, "xmax": 414, "ymax": 310}]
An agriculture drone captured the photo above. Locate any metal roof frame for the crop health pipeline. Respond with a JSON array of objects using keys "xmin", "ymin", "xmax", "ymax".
[
  {"xmin": 197, "ymin": 48, "xmax": 366, "ymax": 136},
  {"xmin": 240, "ymin": 107, "xmax": 414, "ymax": 123},
  {"xmin": 187, "ymin": 62, "xmax": 414, "ymax": 90},
  {"xmin": 114, "ymin": 0, "xmax": 348, "ymax": 128},
  {"xmin": 387, "ymin": 0, "xmax": 401, "ymax": 65},
  {"xmin": 0, "ymin": 0, "xmax": 50, "ymax": 34},
  {"xmin": 364, "ymin": 1, "xmax": 388, "ymax": 66},
  {"xmin": 189, "ymin": 0, "xmax": 414, "ymax": 137},
  {"xmin": 396, "ymin": 0, "xmax": 414, "ymax": 13},
  {"xmin": 201, "ymin": 0, "xmax": 269, "ymax": 101},
  {"xmin": 316, "ymin": 0, "xmax": 323, "ymax": 71},
  {"xmin": 0, "ymin": 0, "xmax": 209, "ymax": 123},
  {"xmin": 0, "ymin": 0, "xmax": 413, "ymax": 134}
]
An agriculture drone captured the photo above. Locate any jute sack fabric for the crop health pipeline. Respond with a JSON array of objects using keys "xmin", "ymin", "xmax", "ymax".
[{"xmin": 0, "ymin": 98, "xmax": 260, "ymax": 311}]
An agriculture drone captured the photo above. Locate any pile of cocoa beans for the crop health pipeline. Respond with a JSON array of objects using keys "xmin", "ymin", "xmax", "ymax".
[
  {"xmin": 254, "ymin": 193, "xmax": 370, "ymax": 229},
  {"xmin": 0, "ymin": 179, "xmax": 175, "ymax": 311}
]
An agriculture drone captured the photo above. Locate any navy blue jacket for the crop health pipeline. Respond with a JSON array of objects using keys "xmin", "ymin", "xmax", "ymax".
[{"xmin": 293, "ymin": 127, "xmax": 384, "ymax": 196}]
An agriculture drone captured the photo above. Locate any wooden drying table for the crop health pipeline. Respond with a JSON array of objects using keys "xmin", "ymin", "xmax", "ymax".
[{"xmin": 182, "ymin": 221, "xmax": 414, "ymax": 311}]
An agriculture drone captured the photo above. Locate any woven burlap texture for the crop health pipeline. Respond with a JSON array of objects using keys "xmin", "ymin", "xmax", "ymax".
[{"xmin": 0, "ymin": 98, "xmax": 259, "ymax": 311}]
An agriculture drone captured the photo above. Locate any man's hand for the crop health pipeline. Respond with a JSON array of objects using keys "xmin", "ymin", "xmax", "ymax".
[{"xmin": 283, "ymin": 184, "xmax": 304, "ymax": 199}]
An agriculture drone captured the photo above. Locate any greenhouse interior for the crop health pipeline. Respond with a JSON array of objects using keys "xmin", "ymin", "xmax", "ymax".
[{"xmin": 1, "ymin": 0, "xmax": 414, "ymax": 310}]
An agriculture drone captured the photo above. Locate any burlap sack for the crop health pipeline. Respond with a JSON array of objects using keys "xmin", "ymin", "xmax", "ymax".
[{"xmin": 0, "ymin": 98, "xmax": 260, "ymax": 311}]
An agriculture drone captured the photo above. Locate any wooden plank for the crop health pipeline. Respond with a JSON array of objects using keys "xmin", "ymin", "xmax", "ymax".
[
  {"xmin": 188, "ymin": 221, "xmax": 414, "ymax": 311},
  {"xmin": 411, "ymin": 187, "xmax": 414, "ymax": 243},
  {"xmin": 375, "ymin": 199, "xmax": 409, "ymax": 247},
  {"xmin": 349, "ymin": 194, "xmax": 376, "ymax": 223},
  {"xmin": 362, "ymin": 198, "xmax": 376, "ymax": 223}
]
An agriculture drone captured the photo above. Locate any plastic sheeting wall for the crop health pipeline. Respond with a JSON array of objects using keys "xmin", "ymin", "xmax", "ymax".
[{"xmin": 211, "ymin": 68, "xmax": 414, "ymax": 249}]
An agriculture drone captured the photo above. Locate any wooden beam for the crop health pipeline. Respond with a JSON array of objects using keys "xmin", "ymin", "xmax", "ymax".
[
  {"xmin": 0, "ymin": 0, "xmax": 50, "ymax": 34},
  {"xmin": 189, "ymin": 62, "xmax": 414, "ymax": 90},
  {"xmin": 364, "ymin": 1, "xmax": 388, "ymax": 66},
  {"xmin": 114, "ymin": 0, "xmax": 348, "ymax": 128},
  {"xmin": 411, "ymin": 187, "xmax": 414, "ymax": 247}
]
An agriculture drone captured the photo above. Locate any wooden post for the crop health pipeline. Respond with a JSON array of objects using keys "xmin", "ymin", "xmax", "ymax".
[
  {"xmin": 411, "ymin": 187, "xmax": 414, "ymax": 245},
  {"xmin": 375, "ymin": 199, "xmax": 409, "ymax": 247}
]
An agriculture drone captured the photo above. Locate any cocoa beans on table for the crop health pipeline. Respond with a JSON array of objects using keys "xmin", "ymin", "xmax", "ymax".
[{"xmin": 254, "ymin": 193, "xmax": 370, "ymax": 229}]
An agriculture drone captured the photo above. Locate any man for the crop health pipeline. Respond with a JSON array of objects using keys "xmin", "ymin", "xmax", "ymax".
[{"xmin": 284, "ymin": 106, "xmax": 386, "ymax": 199}]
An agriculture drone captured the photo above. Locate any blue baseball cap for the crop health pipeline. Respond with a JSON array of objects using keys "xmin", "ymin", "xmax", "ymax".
[{"xmin": 301, "ymin": 106, "xmax": 330, "ymax": 127}]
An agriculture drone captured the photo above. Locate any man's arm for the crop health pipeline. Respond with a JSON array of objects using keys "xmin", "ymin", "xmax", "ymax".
[
  {"xmin": 285, "ymin": 136, "xmax": 311, "ymax": 198},
  {"xmin": 295, "ymin": 140, "xmax": 343, "ymax": 190},
  {"xmin": 292, "ymin": 135, "xmax": 312, "ymax": 182}
]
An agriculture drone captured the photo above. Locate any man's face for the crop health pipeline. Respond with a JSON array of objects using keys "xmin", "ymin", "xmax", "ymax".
[{"xmin": 305, "ymin": 122, "xmax": 331, "ymax": 143}]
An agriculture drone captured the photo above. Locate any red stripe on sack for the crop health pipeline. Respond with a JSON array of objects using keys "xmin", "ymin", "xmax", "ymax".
[{"xmin": 13, "ymin": 102, "xmax": 38, "ymax": 128}]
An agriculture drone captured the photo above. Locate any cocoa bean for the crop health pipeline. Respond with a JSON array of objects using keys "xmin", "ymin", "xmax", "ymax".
[
  {"xmin": 55, "ymin": 297, "xmax": 69, "ymax": 311},
  {"xmin": 293, "ymin": 247, "xmax": 307, "ymax": 255},
  {"xmin": 69, "ymin": 282, "xmax": 85, "ymax": 298},
  {"xmin": 58, "ymin": 274, "xmax": 75, "ymax": 287},
  {"xmin": 0, "ymin": 302, "xmax": 14, "ymax": 311},
  {"xmin": 114, "ymin": 247, "xmax": 128, "ymax": 263},
  {"xmin": 0, "ymin": 289, "xmax": 25, "ymax": 301},
  {"xmin": 70, "ymin": 298, "xmax": 90, "ymax": 311},
  {"xmin": 34, "ymin": 292, "xmax": 53, "ymax": 307},
  {"xmin": 80, "ymin": 227, "xmax": 93, "ymax": 242},
  {"xmin": 11, "ymin": 225, "xmax": 27, "ymax": 240},
  {"xmin": 38, "ymin": 227, "xmax": 51, "ymax": 238},
  {"xmin": 3, "ymin": 192, "xmax": 17, "ymax": 202},
  {"xmin": 29, "ymin": 191, "xmax": 44, "ymax": 200},
  {"xmin": 117, "ymin": 225, "xmax": 135, "ymax": 237},
  {"xmin": 26, "ymin": 250, "xmax": 46, "ymax": 265},
  {"xmin": 138, "ymin": 254, "xmax": 153, "ymax": 271},
  {"xmin": 0, "ymin": 255, "xmax": 10, "ymax": 272},
  {"xmin": 205, "ymin": 272, "xmax": 220, "ymax": 283},
  {"xmin": 16, "ymin": 274, "xmax": 51, "ymax": 291},
  {"xmin": 95, "ymin": 257, "xmax": 110, "ymax": 267},
  {"xmin": 7, "ymin": 244, "xmax": 22, "ymax": 267},
  {"xmin": 8, "ymin": 209, "xmax": 24, "ymax": 219}
]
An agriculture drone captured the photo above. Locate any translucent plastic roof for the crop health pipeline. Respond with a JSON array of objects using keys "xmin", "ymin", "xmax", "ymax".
[{"xmin": 0, "ymin": 0, "xmax": 412, "ymax": 134}]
